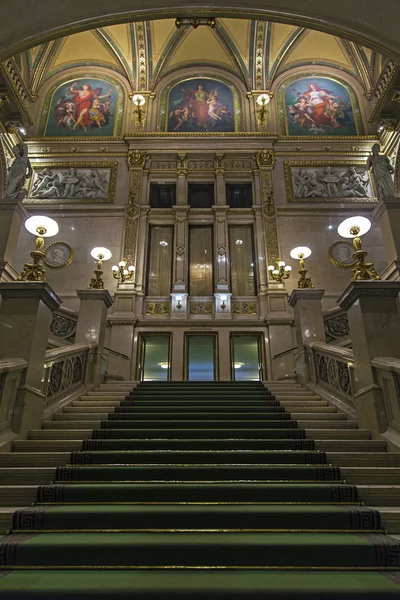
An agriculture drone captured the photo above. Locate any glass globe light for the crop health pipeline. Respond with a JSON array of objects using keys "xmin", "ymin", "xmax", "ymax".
[
  {"xmin": 25, "ymin": 215, "xmax": 59, "ymax": 237},
  {"xmin": 338, "ymin": 216, "xmax": 371, "ymax": 238},
  {"xmin": 91, "ymin": 247, "xmax": 112, "ymax": 261},
  {"xmin": 290, "ymin": 246, "xmax": 312, "ymax": 260}
]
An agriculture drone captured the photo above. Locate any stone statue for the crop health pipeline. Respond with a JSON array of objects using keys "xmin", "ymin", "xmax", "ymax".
[
  {"xmin": 3, "ymin": 142, "xmax": 32, "ymax": 201},
  {"xmin": 366, "ymin": 143, "xmax": 396, "ymax": 200}
]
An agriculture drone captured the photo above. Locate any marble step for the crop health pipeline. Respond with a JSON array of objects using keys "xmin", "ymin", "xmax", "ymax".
[
  {"xmin": 28, "ymin": 428, "xmax": 372, "ymax": 440},
  {"xmin": 3, "ymin": 451, "xmax": 397, "ymax": 468},
  {"xmin": 53, "ymin": 412, "xmax": 347, "ymax": 422},
  {"xmin": 42, "ymin": 419, "xmax": 357, "ymax": 429},
  {"xmin": 64, "ymin": 405, "xmax": 337, "ymax": 414},
  {"xmin": 0, "ymin": 466, "xmax": 398, "ymax": 485},
  {"xmin": 12, "ymin": 439, "xmax": 385, "ymax": 453},
  {"xmin": 73, "ymin": 399, "xmax": 330, "ymax": 408},
  {"xmin": 341, "ymin": 467, "xmax": 400, "ymax": 485},
  {"xmin": 0, "ymin": 484, "xmax": 398, "ymax": 508}
]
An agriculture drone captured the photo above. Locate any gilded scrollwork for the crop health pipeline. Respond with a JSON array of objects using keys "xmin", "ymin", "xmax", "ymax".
[
  {"xmin": 50, "ymin": 313, "xmax": 77, "ymax": 342},
  {"xmin": 315, "ymin": 352, "xmax": 353, "ymax": 405},
  {"xmin": 146, "ymin": 302, "xmax": 170, "ymax": 316},
  {"xmin": 190, "ymin": 303, "xmax": 213, "ymax": 315},
  {"xmin": 232, "ymin": 302, "xmax": 258, "ymax": 315},
  {"xmin": 47, "ymin": 353, "xmax": 85, "ymax": 402}
]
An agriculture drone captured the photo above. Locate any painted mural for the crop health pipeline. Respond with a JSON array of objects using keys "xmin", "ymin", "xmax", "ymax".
[
  {"xmin": 167, "ymin": 78, "xmax": 235, "ymax": 132},
  {"xmin": 282, "ymin": 76, "xmax": 359, "ymax": 136},
  {"xmin": 44, "ymin": 78, "xmax": 120, "ymax": 137}
]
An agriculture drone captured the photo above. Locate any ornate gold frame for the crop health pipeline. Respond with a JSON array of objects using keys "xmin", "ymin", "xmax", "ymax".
[
  {"xmin": 284, "ymin": 160, "xmax": 377, "ymax": 203},
  {"xmin": 328, "ymin": 240, "xmax": 355, "ymax": 269},
  {"xmin": 44, "ymin": 241, "xmax": 75, "ymax": 269},
  {"xmin": 25, "ymin": 161, "xmax": 118, "ymax": 204}
]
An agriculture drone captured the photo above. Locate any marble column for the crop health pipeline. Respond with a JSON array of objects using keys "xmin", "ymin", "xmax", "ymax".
[
  {"xmin": 75, "ymin": 289, "xmax": 113, "ymax": 384},
  {"xmin": 0, "ymin": 199, "xmax": 28, "ymax": 281},
  {"xmin": 373, "ymin": 196, "xmax": 400, "ymax": 280},
  {"xmin": 337, "ymin": 280, "xmax": 400, "ymax": 437},
  {"xmin": 288, "ymin": 289, "xmax": 325, "ymax": 383},
  {"xmin": 0, "ymin": 282, "xmax": 61, "ymax": 434},
  {"xmin": 266, "ymin": 287, "xmax": 296, "ymax": 381},
  {"xmin": 218, "ymin": 328, "xmax": 231, "ymax": 380},
  {"xmin": 172, "ymin": 205, "xmax": 189, "ymax": 295},
  {"xmin": 213, "ymin": 205, "xmax": 230, "ymax": 297},
  {"xmin": 215, "ymin": 154, "xmax": 226, "ymax": 205},
  {"xmin": 176, "ymin": 154, "xmax": 187, "ymax": 206}
]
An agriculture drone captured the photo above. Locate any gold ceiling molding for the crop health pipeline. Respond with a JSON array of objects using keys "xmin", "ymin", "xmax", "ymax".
[
  {"xmin": 134, "ymin": 22, "xmax": 148, "ymax": 91},
  {"xmin": 254, "ymin": 21, "xmax": 265, "ymax": 90}
]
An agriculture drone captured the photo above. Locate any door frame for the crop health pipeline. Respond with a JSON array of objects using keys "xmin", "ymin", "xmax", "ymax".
[
  {"xmin": 230, "ymin": 332, "xmax": 266, "ymax": 381},
  {"xmin": 183, "ymin": 332, "xmax": 219, "ymax": 381},
  {"xmin": 136, "ymin": 332, "xmax": 172, "ymax": 381}
]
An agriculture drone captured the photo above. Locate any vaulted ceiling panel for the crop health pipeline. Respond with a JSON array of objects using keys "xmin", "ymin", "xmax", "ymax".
[
  {"xmin": 49, "ymin": 31, "xmax": 121, "ymax": 71},
  {"xmin": 167, "ymin": 27, "xmax": 237, "ymax": 71},
  {"xmin": 282, "ymin": 30, "xmax": 354, "ymax": 70}
]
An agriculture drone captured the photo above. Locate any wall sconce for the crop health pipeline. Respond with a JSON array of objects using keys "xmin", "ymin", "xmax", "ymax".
[
  {"xmin": 176, "ymin": 295, "xmax": 183, "ymax": 309},
  {"xmin": 267, "ymin": 259, "xmax": 292, "ymax": 283},
  {"xmin": 132, "ymin": 94, "xmax": 146, "ymax": 124},
  {"xmin": 89, "ymin": 247, "xmax": 112, "ymax": 289},
  {"xmin": 220, "ymin": 295, "xmax": 227, "ymax": 310},
  {"xmin": 290, "ymin": 246, "xmax": 314, "ymax": 288},
  {"xmin": 256, "ymin": 93, "xmax": 271, "ymax": 125},
  {"xmin": 112, "ymin": 258, "xmax": 135, "ymax": 284},
  {"xmin": 337, "ymin": 216, "xmax": 379, "ymax": 280},
  {"xmin": 19, "ymin": 215, "xmax": 59, "ymax": 281}
]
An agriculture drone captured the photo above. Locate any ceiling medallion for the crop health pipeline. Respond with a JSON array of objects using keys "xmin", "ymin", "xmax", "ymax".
[{"xmin": 175, "ymin": 17, "xmax": 216, "ymax": 29}]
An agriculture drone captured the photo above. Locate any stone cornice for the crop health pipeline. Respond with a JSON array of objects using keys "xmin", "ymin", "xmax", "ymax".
[
  {"xmin": 77, "ymin": 289, "xmax": 113, "ymax": 308},
  {"xmin": 288, "ymin": 289, "xmax": 325, "ymax": 307},
  {"xmin": 0, "ymin": 282, "xmax": 61, "ymax": 312},
  {"xmin": 337, "ymin": 280, "xmax": 400, "ymax": 311}
]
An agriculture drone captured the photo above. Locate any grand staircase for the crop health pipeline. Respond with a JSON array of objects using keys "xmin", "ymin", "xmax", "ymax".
[{"xmin": 0, "ymin": 380, "xmax": 399, "ymax": 598}]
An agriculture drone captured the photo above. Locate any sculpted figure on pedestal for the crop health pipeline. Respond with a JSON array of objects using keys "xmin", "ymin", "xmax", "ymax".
[
  {"xmin": 3, "ymin": 142, "xmax": 32, "ymax": 201},
  {"xmin": 367, "ymin": 143, "xmax": 396, "ymax": 200}
]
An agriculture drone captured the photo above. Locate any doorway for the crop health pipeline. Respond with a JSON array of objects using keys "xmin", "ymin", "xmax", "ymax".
[
  {"xmin": 185, "ymin": 334, "xmax": 218, "ymax": 381},
  {"xmin": 231, "ymin": 333, "xmax": 265, "ymax": 381},
  {"xmin": 137, "ymin": 333, "xmax": 171, "ymax": 381}
]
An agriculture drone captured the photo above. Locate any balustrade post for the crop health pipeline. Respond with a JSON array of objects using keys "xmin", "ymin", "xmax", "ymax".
[
  {"xmin": 0, "ymin": 282, "xmax": 61, "ymax": 434},
  {"xmin": 373, "ymin": 197, "xmax": 400, "ymax": 280},
  {"xmin": 0, "ymin": 200, "xmax": 28, "ymax": 281},
  {"xmin": 75, "ymin": 289, "xmax": 113, "ymax": 385},
  {"xmin": 337, "ymin": 281, "xmax": 400, "ymax": 437},
  {"xmin": 288, "ymin": 289, "xmax": 325, "ymax": 384}
]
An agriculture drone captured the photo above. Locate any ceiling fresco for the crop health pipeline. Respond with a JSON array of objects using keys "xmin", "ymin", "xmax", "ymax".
[{"xmin": 18, "ymin": 19, "xmax": 383, "ymax": 99}]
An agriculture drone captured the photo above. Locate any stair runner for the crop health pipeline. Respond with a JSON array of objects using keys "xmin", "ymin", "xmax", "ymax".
[{"xmin": 0, "ymin": 381, "xmax": 400, "ymax": 598}]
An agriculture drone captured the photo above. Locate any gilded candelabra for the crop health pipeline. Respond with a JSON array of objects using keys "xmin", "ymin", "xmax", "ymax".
[
  {"xmin": 267, "ymin": 259, "xmax": 292, "ymax": 283},
  {"xmin": 338, "ymin": 217, "xmax": 379, "ymax": 281},
  {"xmin": 19, "ymin": 216, "xmax": 58, "ymax": 282},
  {"xmin": 112, "ymin": 259, "xmax": 135, "ymax": 284},
  {"xmin": 89, "ymin": 247, "xmax": 112, "ymax": 289},
  {"xmin": 290, "ymin": 247, "xmax": 314, "ymax": 289}
]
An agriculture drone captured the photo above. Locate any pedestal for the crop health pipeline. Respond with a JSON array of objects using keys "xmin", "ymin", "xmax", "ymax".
[
  {"xmin": 373, "ymin": 196, "xmax": 400, "ymax": 280},
  {"xmin": 338, "ymin": 280, "xmax": 400, "ymax": 437},
  {"xmin": 288, "ymin": 289, "xmax": 325, "ymax": 383},
  {"xmin": 0, "ymin": 282, "xmax": 61, "ymax": 433},
  {"xmin": 266, "ymin": 288, "xmax": 295, "ymax": 381},
  {"xmin": 0, "ymin": 200, "xmax": 28, "ymax": 281},
  {"xmin": 75, "ymin": 289, "xmax": 113, "ymax": 384}
]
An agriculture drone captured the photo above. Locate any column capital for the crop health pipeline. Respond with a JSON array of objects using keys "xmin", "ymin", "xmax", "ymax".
[
  {"xmin": 373, "ymin": 195, "xmax": 400, "ymax": 220},
  {"xmin": 77, "ymin": 289, "xmax": 113, "ymax": 308},
  {"xmin": 288, "ymin": 288, "xmax": 325, "ymax": 308},
  {"xmin": 337, "ymin": 280, "xmax": 400, "ymax": 311},
  {"xmin": 0, "ymin": 281, "xmax": 61, "ymax": 312}
]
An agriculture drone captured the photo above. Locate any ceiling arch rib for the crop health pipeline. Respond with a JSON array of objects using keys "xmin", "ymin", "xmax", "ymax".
[
  {"xmin": 150, "ymin": 24, "xmax": 190, "ymax": 89},
  {"xmin": 267, "ymin": 27, "xmax": 306, "ymax": 87},
  {"xmin": 96, "ymin": 27, "xmax": 134, "ymax": 88},
  {"xmin": 214, "ymin": 20, "xmax": 251, "ymax": 89}
]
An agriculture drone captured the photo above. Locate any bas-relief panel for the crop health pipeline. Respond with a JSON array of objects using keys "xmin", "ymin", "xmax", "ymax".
[
  {"xmin": 278, "ymin": 76, "xmax": 362, "ymax": 136},
  {"xmin": 284, "ymin": 162, "xmax": 375, "ymax": 202},
  {"xmin": 40, "ymin": 77, "xmax": 123, "ymax": 137},
  {"xmin": 25, "ymin": 162, "xmax": 117, "ymax": 203},
  {"xmin": 163, "ymin": 77, "xmax": 238, "ymax": 132}
]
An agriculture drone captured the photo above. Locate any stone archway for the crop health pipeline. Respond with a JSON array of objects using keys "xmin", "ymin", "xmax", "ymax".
[{"xmin": 1, "ymin": 1, "xmax": 399, "ymax": 62}]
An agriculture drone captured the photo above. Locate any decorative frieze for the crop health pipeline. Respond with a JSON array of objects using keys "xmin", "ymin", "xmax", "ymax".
[
  {"xmin": 285, "ymin": 161, "xmax": 374, "ymax": 202},
  {"xmin": 25, "ymin": 162, "xmax": 117, "ymax": 204}
]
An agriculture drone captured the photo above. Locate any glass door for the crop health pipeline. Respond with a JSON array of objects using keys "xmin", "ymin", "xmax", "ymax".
[
  {"xmin": 137, "ymin": 334, "xmax": 171, "ymax": 381},
  {"xmin": 185, "ymin": 334, "xmax": 218, "ymax": 381},
  {"xmin": 231, "ymin": 334, "xmax": 265, "ymax": 381}
]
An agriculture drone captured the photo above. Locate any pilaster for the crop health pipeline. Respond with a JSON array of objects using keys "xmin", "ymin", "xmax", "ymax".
[
  {"xmin": 338, "ymin": 281, "xmax": 400, "ymax": 437},
  {"xmin": 172, "ymin": 205, "xmax": 189, "ymax": 293},
  {"xmin": 373, "ymin": 196, "xmax": 400, "ymax": 280},
  {"xmin": 0, "ymin": 199, "xmax": 28, "ymax": 281}
]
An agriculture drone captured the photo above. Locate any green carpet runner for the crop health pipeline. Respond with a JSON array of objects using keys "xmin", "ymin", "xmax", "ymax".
[{"xmin": 0, "ymin": 380, "xmax": 400, "ymax": 598}]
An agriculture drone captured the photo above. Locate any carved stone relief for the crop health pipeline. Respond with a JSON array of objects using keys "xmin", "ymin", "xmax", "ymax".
[
  {"xmin": 27, "ymin": 163, "xmax": 116, "ymax": 203},
  {"xmin": 285, "ymin": 162, "xmax": 374, "ymax": 202},
  {"xmin": 190, "ymin": 302, "xmax": 213, "ymax": 315},
  {"xmin": 232, "ymin": 302, "xmax": 258, "ymax": 315}
]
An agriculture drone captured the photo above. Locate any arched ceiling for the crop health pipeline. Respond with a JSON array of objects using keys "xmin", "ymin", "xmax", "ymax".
[{"xmin": 20, "ymin": 19, "xmax": 383, "ymax": 99}]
